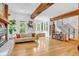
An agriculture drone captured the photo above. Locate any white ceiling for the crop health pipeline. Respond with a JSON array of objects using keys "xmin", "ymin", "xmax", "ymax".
[
  {"xmin": 8, "ymin": 3, "xmax": 40, "ymax": 15},
  {"xmin": 35, "ymin": 3, "xmax": 78, "ymax": 19},
  {"xmin": 8, "ymin": 3, "xmax": 78, "ymax": 20}
]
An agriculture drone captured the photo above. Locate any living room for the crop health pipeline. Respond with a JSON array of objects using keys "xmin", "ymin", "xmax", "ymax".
[{"xmin": 0, "ymin": 3, "xmax": 79, "ymax": 56}]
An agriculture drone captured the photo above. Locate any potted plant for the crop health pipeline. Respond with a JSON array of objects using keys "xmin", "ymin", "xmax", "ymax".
[{"xmin": 9, "ymin": 19, "xmax": 16, "ymax": 38}]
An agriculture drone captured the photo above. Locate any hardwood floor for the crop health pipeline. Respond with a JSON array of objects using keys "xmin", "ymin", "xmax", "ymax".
[{"xmin": 11, "ymin": 38, "xmax": 79, "ymax": 56}]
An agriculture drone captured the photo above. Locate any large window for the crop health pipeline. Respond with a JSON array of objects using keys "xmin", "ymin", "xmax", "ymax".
[
  {"xmin": 19, "ymin": 21, "xmax": 26, "ymax": 34},
  {"xmin": 43, "ymin": 22, "xmax": 48, "ymax": 31},
  {"xmin": 33, "ymin": 22, "xmax": 49, "ymax": 32},
  {"xmin": 41, "ymin": 22, "xmax": 43, "ymax": 31},
  {"xmin": 45, "ymin": 22, "xmax": 48, "ymax": 31},
  {"xmin": 19, "ymin": 21, "xmax": 49, "ymax": 34},
  {"xmin": 37, "ymin": 23, "xmax": 40, "ymax": 31},
  {"xmin": 33, "ymin": 23, "xmax": 36, "ymax": 31}
]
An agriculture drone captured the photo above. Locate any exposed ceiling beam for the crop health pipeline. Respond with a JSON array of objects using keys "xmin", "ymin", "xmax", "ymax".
[
  {"xmin": 52, "ymin": 8, "xmax": 79, "ymax": 20},
  {"xmin": 31, "ymin": 3, "xmax": 54, "ymax": 19},
  {"xmin": 0, "ymin": 16, "xmax": 9, "ymax": 24},
  {"xmin": 4, "ymin": 4, "xmax": 8, "ymax": 19}
]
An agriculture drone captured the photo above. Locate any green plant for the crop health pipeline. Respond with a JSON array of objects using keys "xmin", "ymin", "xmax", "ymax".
[
  {"xmin": 9, "ymin": 19, "xmax": 16, "ymax": 34},
  {"xmin": 10, "ymin": 19, "xmax": 16, "ymax": 25},
  {"xmin": 9, "ymin": 26, "xmax": 16, "ymax": 34}
]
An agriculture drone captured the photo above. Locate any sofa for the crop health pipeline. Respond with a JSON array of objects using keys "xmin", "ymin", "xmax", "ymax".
[
  {"xmin": 15, "ymin": 33, "xmax": 36, "ymax": 43},
  {"xmin": 15, "ymin": 33, "xmax": 46, "ymax": 43}
]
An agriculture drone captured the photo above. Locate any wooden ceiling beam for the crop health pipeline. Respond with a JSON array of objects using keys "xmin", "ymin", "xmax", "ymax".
[
  {"xmin": 31, "ymin": 3, "xmax": 54, "ymax": 19},
  {"xmin": 52, "ymin": 8, "xmax": 79, "ymax": 20},
  {"xmin": 4, "ymin": 4, "xmax": 8, "ymax": 19},
  {"xmin": 0, "ymin": 16, "xmax": 9, "ymax": 24},
  {"xmin": 0, "ymin": 3, "xmax": 9, "ymax": 24}
]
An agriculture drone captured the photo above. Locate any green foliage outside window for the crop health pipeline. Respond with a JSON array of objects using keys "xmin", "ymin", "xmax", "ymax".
[
  {"xmin": 19, "ymin": 21, "xmax": 49, "ymax": 34},
  {"xmin": 19, "ymin": 21, "xmax": 26, "ymax": 34}
]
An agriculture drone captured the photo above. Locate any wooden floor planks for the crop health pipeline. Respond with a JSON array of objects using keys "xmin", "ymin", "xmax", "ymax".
[{"xmin": 11, "ymin": 38, "xmax": 79, "ymax": 56}]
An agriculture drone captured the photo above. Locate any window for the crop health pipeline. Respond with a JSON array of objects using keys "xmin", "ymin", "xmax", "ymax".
[
  {"xmin": 45, "ymin": 22, "xmax": 48, "ymax": 31},
  {"xmin": 37, "ymin": 23, "xmax": 40, "ymax": 31},
  {"xmin": 33, "ymin": 23, "xmax": 36, "ymax": 31},
  {"xmin": 26, "ymin": 22, "xmax": 28, "ymax": 33},
  {"xmin": 43, "ymin": 22, "xmax": 46, "ymax": 31},
  {"xmin": 41, "ymin": 22, "xmax": 43, "ymax": 31},
  {"xmin": 19, "ymin": 21, "xmax": 26, "ymax": 34},
  {"xmin": 35, "ymin": 22, "xmax": 48, "ymax": 32}
]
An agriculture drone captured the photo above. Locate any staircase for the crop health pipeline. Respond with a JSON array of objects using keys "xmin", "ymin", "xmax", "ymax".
[{"xmin": 57, "ymin": 22, "xmax": 75, "ymax": 41}]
